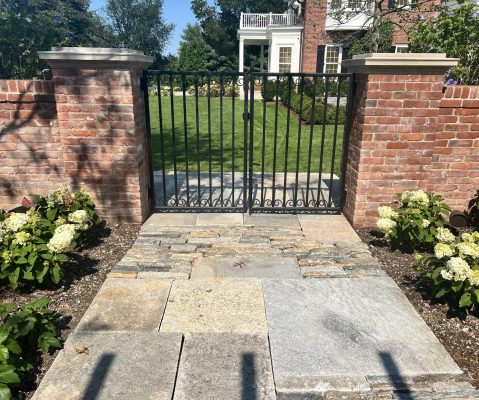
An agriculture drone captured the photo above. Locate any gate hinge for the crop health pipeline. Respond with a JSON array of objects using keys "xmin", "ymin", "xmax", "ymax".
[{"xmin": 243, "ymin": 112, "xmax": 250, "ymax": 121}]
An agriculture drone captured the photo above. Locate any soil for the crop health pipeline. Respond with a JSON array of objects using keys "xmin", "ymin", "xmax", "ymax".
[
  {"xmin": 0, "ymin": 222, "xmax": 139, "ymax": 400},
  {"xmin": 357, "ymin": 229, "xmax": 479, "ymax": 389}
]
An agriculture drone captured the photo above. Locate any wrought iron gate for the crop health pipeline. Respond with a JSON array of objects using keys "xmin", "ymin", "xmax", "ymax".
[{"xmin": 142, "ymin": 70, "xmax": 353, "ymax": 213}]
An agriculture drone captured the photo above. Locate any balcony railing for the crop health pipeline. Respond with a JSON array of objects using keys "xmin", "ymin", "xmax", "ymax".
[{"xmin": 240, "ymin": 13, "xmax": 302, "ymax": 29}]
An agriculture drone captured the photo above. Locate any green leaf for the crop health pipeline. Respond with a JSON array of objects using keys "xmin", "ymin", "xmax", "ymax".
[
  {"xmin": 46, "ymin": 208, "xmax": 57, "ymax": 221},
  {"xmin": 0, "ymin": 365, "xmax": 20, "ymax": 385},
  {"xmin": 41, "ymin": 253, "xmax": 52, "ymax": 260},
  {"xmin": 28, "ymin": 253, "xmax": 37, "ymax": 266},
  {"xmin": 25, "ymin": 297, "xmax": 50, "ymax": 311},
  {"xmin": 5, "ymin": 339, "xmax": 21, "ymax": 355},
  {"xmin": 435, "ymin": 286, "xmax": 450, "ymax": 298},
  {"xmin": 8, "ymin": 268, "xmax": 20, "ymax": 288},
  {"xmin": 15, "ymin": 256, "xmax": 27, "ymax": 264},
  {"xmin": 0, "ymin": 385, "xmax": 12, "ymax": 400},
  {"xmin": 0, "ymin": 331, "xmax": 8, "ymax": 346},
  {"xmin": 459, "ymin": 292, "xmax": 473, "ymax": 308},
  {"xmin": 0, "ymin": 346, "xmax": 9, "ymax": 362},
  {"xmin": 55, "ymin": 254, "xmax": 69, "ymax": 263},
  {"xmin": 39, "ymin": 334, "xmax": 61, "ymax": 353},
  {"xmin": 50, "ymin": 266, "xmax": 61, "ymax": 284}
]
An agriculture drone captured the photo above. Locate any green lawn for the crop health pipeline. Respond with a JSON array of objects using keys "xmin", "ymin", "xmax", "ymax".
[{"xmin": 148, "ymin": 96, "xmax": 345, "ymax": 174}]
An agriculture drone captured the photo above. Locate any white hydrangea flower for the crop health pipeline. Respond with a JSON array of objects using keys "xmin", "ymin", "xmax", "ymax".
[
  {"xmin": 472, "ymin": 232, "xmax": 479, "ymax": 243},
  {"xmin": 457, "ymin": 242, "xmax": 479, "ymax": 259},
  {"xmin": 378, "ymin": 206, "xmax": 398, "ymax": 219},
  {"xmin": 400, "ymin": 191, "xmax": 411, "ymax": 203},
  {"xmin": 68, "ymin": 210, "xmax": 89, "ymax": 225},
  {"xmin": 55, "ymin": 217, "xmax": 67, "ymax": 226},
  {"xmin": 441, "ymin": 269, "xmax": 454, "ymax": 280},
  {"xmin": 1, "ymin": 250, "xmax": 12, "ymax": 263},
  {"xmin": 47, "ymin": 224, "xmax": 77, "ymax": 253},
  {"xmin": 376, "ymin": 218, "xmax": 397, "ymax": 234},
  {"xmin": 446, "ymin": 257, "xmax": 472, "ymax": 282},
  {"xmin": 469, "ymin": 270, "xmax": 479, "ymax": 286},
  {"xmin": 435, "ymin": 227, "xmax": 455, "ymax": 244},
  {"xmin": 434, "ymin": 243, "xmax": 454, "ymax": 259},
  {"xmin": 422, "ymin": 219, "xmax": 430, "ymax": 228},
  {"xmin": 461, "ymin": 233, "xmax": 474, "ymax": 243},
  {"xmin": 13, "ymin": 231, "xmax": 31, "ymax": 246},
  {"xmin": 409, "ymin": 190, "xmax": 430, "ymax": 206},
  {"xmin": 3, "ymin": 213, "xmax": 29, "ymax": 232}
]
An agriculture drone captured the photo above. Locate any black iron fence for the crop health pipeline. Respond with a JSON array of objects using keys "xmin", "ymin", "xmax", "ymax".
[{"xmin": 142, "ymin": 70, "xmax": 353, "ymax": 213}]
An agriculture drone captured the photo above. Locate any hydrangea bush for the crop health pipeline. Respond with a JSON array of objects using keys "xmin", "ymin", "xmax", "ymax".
[
  {"xmin": 418, "ymin": 231, "xmax": 479, "ymax": 310},
  {"xmin": 376, "ymin": 190, "xmax": 451, "ymax": 251},
  {"xmin": 0, "ymin": 188, "xmax": 100, "ymax": 289}
]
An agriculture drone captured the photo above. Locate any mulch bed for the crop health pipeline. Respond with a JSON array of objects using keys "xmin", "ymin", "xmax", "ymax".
[
  {"xmin": 0, "ymin": 222, "xmax": 139, "ymax": 399},
  {"xmin": 357, "ymin": 229, "xmax": 479, "ymax": 389}
]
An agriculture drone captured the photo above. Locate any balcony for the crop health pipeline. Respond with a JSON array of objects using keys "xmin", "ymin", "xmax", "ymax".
[{"xmin": 239, "ymin": 13, "xmax": 303, "ymax": 29}]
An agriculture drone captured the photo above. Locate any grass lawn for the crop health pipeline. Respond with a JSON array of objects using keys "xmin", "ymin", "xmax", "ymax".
[{"xmin": 148, "ymin": 95, "xmax": 345, "ymax": 174}]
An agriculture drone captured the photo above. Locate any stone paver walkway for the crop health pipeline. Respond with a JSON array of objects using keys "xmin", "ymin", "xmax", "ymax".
[{"xmin": 33, "ymin": 213, "xmax": 479, "ymax": 400}]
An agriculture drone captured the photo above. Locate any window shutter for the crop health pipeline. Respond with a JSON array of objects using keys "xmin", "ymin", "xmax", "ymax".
[
  {"xmin": 390, "ymin": 46, "xmax": 396, "ymax": 53},
  {"xmin": 341, "ymin": 46, "xmax": 350, "ymax": 73},
  {"xmin": 388, "ymin": 0, "xmax": 395, "ymax": 8},
  {"xmin": 316, "ymin": 45, "xmax": 326, "ymax": 73}
]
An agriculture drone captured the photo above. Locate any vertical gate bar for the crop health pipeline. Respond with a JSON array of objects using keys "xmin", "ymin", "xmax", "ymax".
[
  {"xmin": 328, "ymin": 76, "xmax": 343, "ymax": 208},
  {"xmin": 181, "ymin": 75, "xmax": 190, "ymax": 206},
  {"xmin": 293, "ymin": 75, "xmax": 305, "ymax": 208},
  {"xmin": 156, "ymin": 74, "xmax": 167, "ymax": 206},
  {"xmin": 232, "ymin": 76, "xmax": 236, "ymax": 207},
  {"xmin": 169, "ymin": 74, "xmax": 179, "ymax": 205},
  {"xmin": 220, "ymin": 75, "xmax": 224, "ymax": 207},
  {"xmin": 339, "ymin": 75, "xmax": 354, "ymax": 211},
  {"xmin": 248, "ymin": 72, "xmax": 255, "ymax": 211},
  {"xmin": 282, "ymin": 76, "xmax": 293, "ymax": 207},
  {"xmin": 195, "ymin": 78, "xmax": 201, "ymax": 205},
  {"xmin": 305, "ymin": 76, "xmax": 318, "ymax": 207},
  {"xmin": 272, "ymin": 76, "xmax": 280, "ymax": 207},
  {"xmin": 260, "ymin": 76, "xmax": 267, "ymax": 207},
  {"xmin": 316, "ymin": 77, "xmax": 329, "ymax": 207},
  {"xmin": 142, "ymin": 71, "xmax": 156, "ymax": 211},
  {"xmin": 243, "ymin": 74, "xmax": 249, "ymax": 212},
  {"xmin": 207, "ymin": 75, "xmax": 213, "ymax": 207}
]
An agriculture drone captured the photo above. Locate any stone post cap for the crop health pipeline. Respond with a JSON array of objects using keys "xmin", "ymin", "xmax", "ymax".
[
  {"xmin": 342, "ymin": 53, "xmax": 459, "ymax": 75},
  {"xmin": 38, "ymin": 47, "xmax": 153, "ymax": 70}
]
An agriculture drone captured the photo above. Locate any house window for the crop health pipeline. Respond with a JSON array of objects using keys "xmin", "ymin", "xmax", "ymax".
[
  {"xmin": 324, "ymin": 46, "xmax": 342, "ymax": 74},
  {"xmin": 394, "ymin": 0, "xmax": 410, "ymax": 7},
  {"xmin": 348, "ymin": 0, "xmax": 363, "ymax": 9},
  {"xmin": 279, "ymin": 47, "xmax": 292, "ymax": 73},
  {"xmin": 330, "ymin": 0, "xmax": 342, "ymax": 9},
  {"xmin": 395, "ymin": 45, "xmax": 408, "ymax": 53}
]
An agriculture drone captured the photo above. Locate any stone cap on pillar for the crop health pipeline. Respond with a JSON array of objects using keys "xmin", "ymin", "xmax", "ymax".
[
  {"xmin": 342, "ymin": 53, "xmax": 459, "ymax": 75},
  {"xmin": 38, "ymin": 47, "xmax": 153, "ymax": 70}
]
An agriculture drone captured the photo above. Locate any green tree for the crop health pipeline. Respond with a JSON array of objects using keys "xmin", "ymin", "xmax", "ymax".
[
  {"xmin": 0, "ymin": 0, "xmax": 113, "ymax": 79},
  {"xmin": 103, "ymin": 0, "xmax": 174, "ymax": 68},
  {"xmin": 178, "ymin": 24, "xmax": 218, "ymax": 71},
  {"xmin": 409, "ymin": 0, "xmax": 479, "ymax": 84},
  {"xmin": 348, "ymin": 20, "xmax": 395, "ymax": 57},
  {"xmin": 191, "ymin": 0, "xmax": 289, "ymax": 69}
]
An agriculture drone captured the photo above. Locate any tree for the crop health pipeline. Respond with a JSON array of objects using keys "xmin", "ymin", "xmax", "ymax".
[
  {"xmin": 348, "ymin": 20, "xmax": 395, "ymax": 56},
  {"xmin": 177, "ymin": 24, "xmax": 218, "ymax": 71},
  {"xmin": 409, "ymin": 0, "xmax": 479, "ymax": 84},
  {"xmin": 103, "ymin": 0, "xmax": 174, "ymax": 68},
  {"xmin": 0, "ymin": 0, "xmax": 114, "ymax": 79},
  {"xmin": 191, "ymin": 0, "xmax": 289, "ymax": 69},
  {"xmin": 327, "ymin": 0, "xmax": 437, "ymax": 52}
]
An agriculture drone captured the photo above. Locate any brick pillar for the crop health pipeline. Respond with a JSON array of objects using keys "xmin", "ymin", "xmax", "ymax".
[
  {"xmin": 341, "ymin": 53, "xmax": 459, "ymax": 228},
  {"xmin": 39, "ymin": 47, "xmax": 153, "ymax": 223}
]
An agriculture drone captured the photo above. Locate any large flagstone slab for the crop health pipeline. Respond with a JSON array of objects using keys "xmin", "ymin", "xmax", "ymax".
[
  {"xmin": 32, "ymin": 331, "xmax": 182, "ymax": 400},
  {"xmin": 174, "ymin": 333, "xmax": 276, "ymax": 400},
  {"xmin": 76, "ymin": 278, "xmax": 171, "ymax": 332},
  {"xmin": 191, "ymin": 256, "xmax": 301, "ymax": 279},
  {"xmin": 160, "ymin": 279, "xmax": 267, "ymax": 334},
  {"xmin": 263, "ymin": 277, "xmax": 463, "ymax": 397}
]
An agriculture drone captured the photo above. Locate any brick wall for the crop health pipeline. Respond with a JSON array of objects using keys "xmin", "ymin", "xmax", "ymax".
[
  {"xmin": 0, "ymin": 68, "xmax": 152, "ymax": 223},
  {"xmin": 0, "ymin": 80, "xmax": 64, "ymax": 210},
  {"xmin": 344, "ymin": 76, "xmax": 479, "ymax": 227}
]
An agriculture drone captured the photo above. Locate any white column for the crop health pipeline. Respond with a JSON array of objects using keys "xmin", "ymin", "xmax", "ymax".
[
  {"xmin": 239, "ymin": 39, "xmax": 244, "ymax": 73},
  {"xmin": 260, "ymin": 45, "xmax": 264, "ymax": 72}
]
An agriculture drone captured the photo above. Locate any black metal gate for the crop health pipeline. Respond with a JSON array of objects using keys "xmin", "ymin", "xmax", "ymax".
[{"xmin": 142, "ymin": 70, "xmax": 353, "ymax": 213}]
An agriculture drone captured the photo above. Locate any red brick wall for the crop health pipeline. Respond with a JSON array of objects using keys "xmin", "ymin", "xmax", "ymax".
[
  {"xmin": 0, "ymin": 69, "xmax": 152, "ymax": 223},
  {"xmin": 344, "ymin": 76, "xmax": 479, "ymax": 227},
  {"xmin": 430, "ymin": 86, "xmax": 479, "ymax": 209},
  {"xmin": 0, "ymin": 80, "xmax": 64, "ymax": 210}
]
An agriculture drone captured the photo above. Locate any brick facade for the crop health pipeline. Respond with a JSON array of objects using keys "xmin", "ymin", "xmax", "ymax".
[{"xmin": 0, "ymin": 51, "xmax": 153, "ymax": 223}]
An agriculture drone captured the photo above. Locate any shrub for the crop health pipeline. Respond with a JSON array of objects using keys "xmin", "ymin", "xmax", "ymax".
[
  {"xmin": 0, "ymin": 298, "xmax": 61, "ymax": 399},
  {"xmin": 0, "ymin": 188, "xmax": 101, "ymax": 289},
  {"xmin": 187, "ymin": 81, "xmax": 239, "ymax": 97},
  {"xmin": 261, "ymin": 79, "xmax": 277, "ymax": 102},
  {"xmin": 376, "ymin": 190, "xmax": 451, "ymax": 251},
  {"xmin": 418, "ymin": 231, "xmax": 479, "ymax": 310}
]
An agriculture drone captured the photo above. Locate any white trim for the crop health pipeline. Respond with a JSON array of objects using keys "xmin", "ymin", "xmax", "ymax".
[
  {"xmin": 323, "ymin": 45, "xmax": 343, "ymax": 74},
  {"xmin": 394, "ymin": 44, "xmax": 409, "ymax": 53}
]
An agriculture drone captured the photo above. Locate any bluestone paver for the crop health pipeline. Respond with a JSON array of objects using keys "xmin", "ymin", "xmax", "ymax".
[
  {"xmin": 243, "ymin": 213, "xmax": 301, "ymax": 228},
  {"xmin": 32, "ymin": 331, "xmax": 182, "ymax": 400},
  {"xmin": 192, "ymin": 256, "xmax": 301, "ymax": 279},
  {"xmin": 298, "ymin": 214, "xmax": 361, "ymax": 242},
  {"xmin": 76, "ymin": 278, "xmax": 171, "ymax": 332},
  {"xmin": 196, "ymin": 213, "xmax": 244, "ymax": 226},
  {"xmin": 263, "ymin": 277, "xmax": 464, "ymax": 398},
  {"xmin": 160, "ymin": 279, "xmax": 267, "ymax": 334},
  {"xmin": 174, "ymin": 333, "xmax": 276, "ymax": 400}
]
